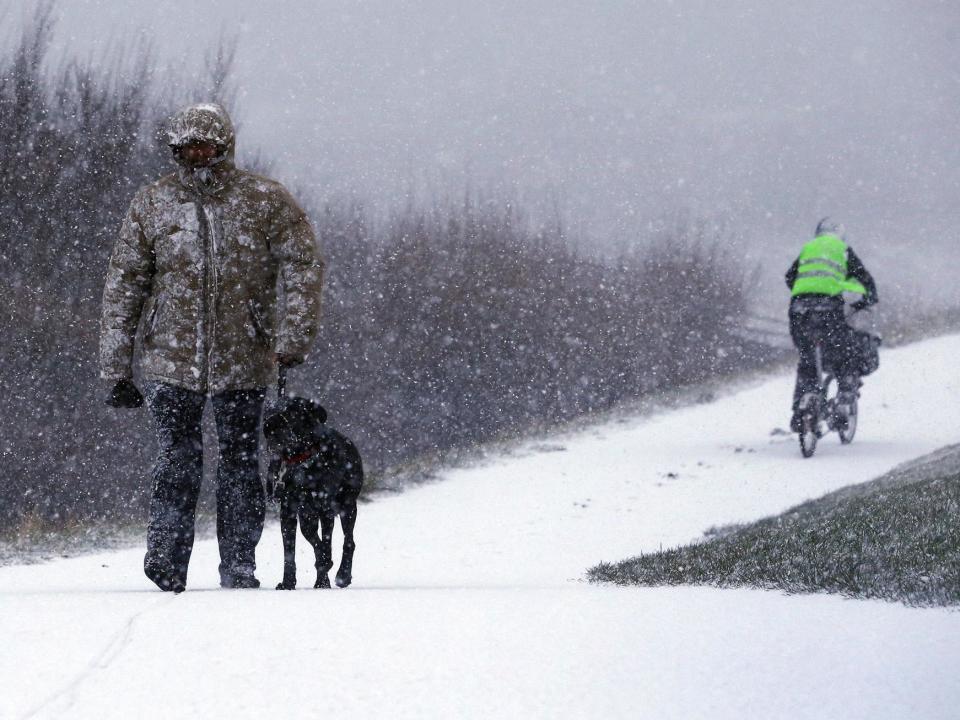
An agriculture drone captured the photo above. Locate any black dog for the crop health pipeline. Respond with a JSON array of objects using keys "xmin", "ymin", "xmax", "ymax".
[{"xmin": 263, "ymin": 397, "xmax": 363, "ymax": 590}]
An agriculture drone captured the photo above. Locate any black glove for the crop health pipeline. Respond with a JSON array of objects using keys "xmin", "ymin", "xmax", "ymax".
[
  {"xmin": 105, "ymin": 379, "xmax": 144, "ymax": 409},
  {"xmin": 850, "ymin": 299, "xmax": 869, "ymax": 312},
  {"xmin": 276, "ymin": 353, "xmax": 303, "ymax": 369}
]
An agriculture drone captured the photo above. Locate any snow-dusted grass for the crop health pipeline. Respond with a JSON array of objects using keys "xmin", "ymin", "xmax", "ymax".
[
  {"xmin": 3, "ymin": 335, "xmax": 960, "ymax": 719},
  {"xmin": 590, "ymin": 445, "xmax": 960, "ymax": 605}
]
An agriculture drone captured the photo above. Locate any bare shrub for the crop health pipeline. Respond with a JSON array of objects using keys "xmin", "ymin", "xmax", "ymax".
[{"xmin": 300, "ymin": 201, "xmax": 772, "ymax": 479}]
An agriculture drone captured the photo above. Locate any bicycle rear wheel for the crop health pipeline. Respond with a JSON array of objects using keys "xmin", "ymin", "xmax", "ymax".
[
  {"xmin": 838, "ymin": 399, "xmax": 858, "ymax": 444},
  {"xmin": 799, "ymin": 415, "xmax": 818, "ymax": 457}
]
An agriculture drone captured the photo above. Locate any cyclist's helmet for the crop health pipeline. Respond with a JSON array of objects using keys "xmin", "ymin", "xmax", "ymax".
[{"xmin": 815, "ymin": 217, "xmax": 845, "ymax": 237}]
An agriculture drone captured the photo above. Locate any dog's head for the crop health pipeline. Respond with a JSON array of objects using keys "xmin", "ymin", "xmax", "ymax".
[{"xmin": 263, "ymin": 396, "xmax": 327, "ymax": 458}]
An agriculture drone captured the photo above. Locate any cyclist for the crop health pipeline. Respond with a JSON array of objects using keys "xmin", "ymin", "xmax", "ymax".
[{"xmin": 786, "ymin": 218, "xmax": 878, "ymax": 432}]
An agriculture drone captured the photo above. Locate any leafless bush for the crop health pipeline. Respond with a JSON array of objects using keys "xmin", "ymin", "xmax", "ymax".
[{"xmin": 301, "ymin": 201, "xmax": 771, "ymax": 477}]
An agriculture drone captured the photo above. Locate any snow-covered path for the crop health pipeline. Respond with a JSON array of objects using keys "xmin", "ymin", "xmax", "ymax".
[{"xmin": 3, "ymin": 335, "xmax": 960, "ymax": 719}]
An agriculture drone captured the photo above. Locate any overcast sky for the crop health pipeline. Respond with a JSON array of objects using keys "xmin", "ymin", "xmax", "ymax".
[{"xmin": 9, "ymin": 0, "xmax": 960, "ymax": 305}]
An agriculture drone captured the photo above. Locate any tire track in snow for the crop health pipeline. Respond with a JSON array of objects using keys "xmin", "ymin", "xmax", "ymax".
[{"xmin": 19, "ymin": 594, "xmax": 175, "ymax": 720}]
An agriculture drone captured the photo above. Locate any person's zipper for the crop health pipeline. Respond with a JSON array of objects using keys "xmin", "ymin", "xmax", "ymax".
[
  {"xmin": 195, "ymin": 199, "xmax": 214, "ymax": 393},
  {"xmin": 206, "ymin": 204, "xmax": 219, "ymax": 392},
  {"xmin": 144, "ymin": 292, "xmax": 166, "ymax": 343}
]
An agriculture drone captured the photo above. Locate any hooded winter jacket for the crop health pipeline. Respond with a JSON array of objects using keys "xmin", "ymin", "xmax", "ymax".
[{"xmin": 100, "ymin": 104, "xmax": 324, "ymax": 394}]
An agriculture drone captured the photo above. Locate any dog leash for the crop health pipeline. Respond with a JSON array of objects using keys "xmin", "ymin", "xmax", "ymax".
[{"xmin": 267, "ymin": 365, "xmax": 289, "ymax": 502}]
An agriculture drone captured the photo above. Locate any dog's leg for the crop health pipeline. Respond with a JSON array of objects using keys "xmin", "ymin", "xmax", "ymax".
[
  {"xmin": 302, "ymin": 508, "xmax": 332, "ymax": 589},
  {"xmin": 276, "ymin": 493, "xmax": 298, "ymax": 590},
  {"xmin": 335, "ymin": 495, "xmax": 357, "ymax": 588}
]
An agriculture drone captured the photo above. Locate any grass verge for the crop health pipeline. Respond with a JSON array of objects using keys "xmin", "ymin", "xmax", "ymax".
[{"xmin": 589, "ymin": 445, "xmax": 960, "ymax": 607}]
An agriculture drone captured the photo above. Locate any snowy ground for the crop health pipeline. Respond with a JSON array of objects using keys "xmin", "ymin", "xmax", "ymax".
[{"xmin": 3, "ymin": 335, "xmax": 960, "ymax": 719}]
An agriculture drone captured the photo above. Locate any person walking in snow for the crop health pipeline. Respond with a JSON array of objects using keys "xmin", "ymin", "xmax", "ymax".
[
  {"xmin": 785, "ymin": 218, "xmax": 877, "ymax": 432},
  {"xmin": 99, "ymin": 103, "xmax": 324, "ymax": 592}
]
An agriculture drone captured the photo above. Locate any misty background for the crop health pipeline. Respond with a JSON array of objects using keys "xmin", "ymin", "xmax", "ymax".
[
  {"xmin": 1, "ymin": 0, "xmax": 958, "ymax": 542},
  {"xmin": 8, "ymin": 0, "xmax": 959, "ymax": 306}
]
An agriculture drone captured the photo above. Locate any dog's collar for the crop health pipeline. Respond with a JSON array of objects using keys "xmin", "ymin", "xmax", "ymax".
[{"xmin": 283, "ymin": 449, "xmax": 315, "ymax": 466}]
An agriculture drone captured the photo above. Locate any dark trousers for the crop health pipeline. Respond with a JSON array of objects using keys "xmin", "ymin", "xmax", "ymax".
[
  {"xmin": 145, "ymin": 383, "xmax": 266, "ymax": 586},
  {"xmin": 789, "ymin": 296, "xmax": 860, "ymax": 416}
]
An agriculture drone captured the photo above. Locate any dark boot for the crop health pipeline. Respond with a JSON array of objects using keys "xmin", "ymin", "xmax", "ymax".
[
  {"xmin": 144, "ymin": 558, "xmax": 174, "ymax": 591},
  {"xmin": 144, "ymin": 558, "xmax": 186, "ymax": 593},
  {"xmin": 790, "ymin": 412, "xmax": 803, "ymax": 433},
  {"xmin": 221, "ymin": 572, "xmax": 261, "ymax": 589},
  {"xmin": 230, "ymin": 575, "xmax": 261, "ymax": 589}
]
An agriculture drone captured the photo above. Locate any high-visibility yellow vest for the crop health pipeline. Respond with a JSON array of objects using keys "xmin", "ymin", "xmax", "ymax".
[{"xmin": 791, "ymin": 233, "xmax": 867, "ymax": 297}]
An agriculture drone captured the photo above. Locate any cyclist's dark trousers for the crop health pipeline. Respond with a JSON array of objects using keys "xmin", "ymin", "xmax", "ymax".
[
  {"xmin": 789, "ymin": 295, "xmax": 860, "ymax": 417},
  {"xmin": 145, "ymin": 383, "xmax": 267, "ymax": 587}
]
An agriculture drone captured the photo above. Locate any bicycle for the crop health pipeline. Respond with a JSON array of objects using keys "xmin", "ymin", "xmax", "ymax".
[{"xmin": 796, "ymin": 306, "xmax": 873, "ymax": 458}]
